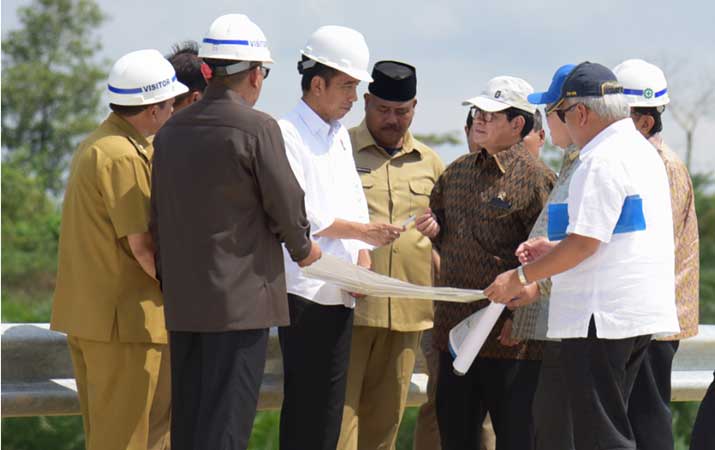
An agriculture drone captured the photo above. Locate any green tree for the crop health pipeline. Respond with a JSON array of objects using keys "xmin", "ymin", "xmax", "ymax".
[
  {"xmin": 414, "ymin": 131, "xmax": 462, "ymax": 148},
  {"xmin": 1, "ymin": 0, "xmax": 106, "ymax": 194},
  {"xmin": 1, "ymin": 2, "xmax": 107, "ymax": 445}
]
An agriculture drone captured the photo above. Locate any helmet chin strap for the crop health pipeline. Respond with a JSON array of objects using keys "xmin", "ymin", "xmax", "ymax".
[{"xmin": 211, "ymin": 60, "xmax": 254, "ymax": 76}]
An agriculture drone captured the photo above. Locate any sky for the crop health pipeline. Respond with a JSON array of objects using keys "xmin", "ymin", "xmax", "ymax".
[{"xmin": 2, "ymin": 0, "xmax": 715, "ymax": 170}]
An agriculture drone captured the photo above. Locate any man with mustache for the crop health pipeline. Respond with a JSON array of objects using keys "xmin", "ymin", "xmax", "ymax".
[{"xmin": 338, "ymin": 60, "xmax": 445, "ymax": 450}]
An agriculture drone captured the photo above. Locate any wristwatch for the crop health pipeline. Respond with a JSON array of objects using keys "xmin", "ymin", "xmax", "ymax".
[{"xmin": 516, "ymin": 265, "xmax": 529, "ymax": 285}]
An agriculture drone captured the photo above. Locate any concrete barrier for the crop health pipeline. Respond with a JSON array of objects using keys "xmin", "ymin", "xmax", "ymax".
[{"xmin": 2, "ymin": 323, "xmax": 713, "ymax": 417}]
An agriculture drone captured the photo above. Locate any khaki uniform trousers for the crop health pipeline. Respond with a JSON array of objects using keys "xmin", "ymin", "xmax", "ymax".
[
  {"xmin": 338, "ymin": 326, "xmax": 421, "ymax": 450},
  {"xmin": 67, "ymin": 332, "xmax": 171, "ymax": 450},
  {"xmin": 413, "ymin": 330, "xmax": 495, "ymax": 450}
]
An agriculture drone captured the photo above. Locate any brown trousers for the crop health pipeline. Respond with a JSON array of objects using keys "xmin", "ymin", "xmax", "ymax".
[
  {"xmin": 67, "ymin": 330, "xmax": 171, "ymax": 450},
  {"xmin": 338, "ymin": 326, "xmax": 421, "ymax": 450}
]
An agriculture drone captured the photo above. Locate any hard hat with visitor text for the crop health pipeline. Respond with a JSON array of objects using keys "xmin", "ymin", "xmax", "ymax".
[
  {"xmin": 199, "ymin": 14, "xmax": 273, "ymax": 64},
  {"xmin": 107, "ymin": 49, "xmax": 188, "ymax": 106}
]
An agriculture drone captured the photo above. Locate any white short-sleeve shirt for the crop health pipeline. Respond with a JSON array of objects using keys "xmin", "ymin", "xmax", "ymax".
[
  {"xmin": 547, "ymin": 118, "xmax": 680, "ymax": 339},
  {"xmin": 279, "ymin": 100, "xmax": 371, "ymax": 307}
]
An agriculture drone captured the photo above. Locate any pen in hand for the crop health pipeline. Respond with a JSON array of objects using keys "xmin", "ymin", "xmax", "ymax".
[{"xmin": 401, "ymin": 215, "xmax": 416, "ymax": 228}]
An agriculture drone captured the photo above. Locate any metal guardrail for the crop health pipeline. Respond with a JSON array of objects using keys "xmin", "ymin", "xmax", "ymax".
[{"xmin": 1, "ymin": 323, "xmax": 714, "ymax": 417}]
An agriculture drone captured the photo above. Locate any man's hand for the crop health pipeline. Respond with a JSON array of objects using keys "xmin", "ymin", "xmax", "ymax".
[
  {"xmin": 416, "ymin": 208, "xmax": 440, "ymax": 239},
  {"xmin": 484, "ymin": 269, "xmax": 523, "ymax": 304},
  {"xmin": 351, "ymin": 250, "xmax": 371, "ymax": 299},
  {"xmin": 506, "ymin": 283, "xmax": 541, "ymax": 310},
  {"xmin": 497, "ymin": 318, "xmax": 521, "ymax": 347},
  {"xmin": 298, "ymin": 241, "xmax": 322, "ymax": 267},
  {"xmin": 363, "ymin": 223, "xmax": 404, "ymax": 247},
  {"xmin": 515, "ymin": 237, "xmax": 556, "ymax": 264}
]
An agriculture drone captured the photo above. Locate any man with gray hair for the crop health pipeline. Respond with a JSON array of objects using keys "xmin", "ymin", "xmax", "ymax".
[{"xmin": 486, "ymin": 62, "xmax": 679, "ymax": 450}]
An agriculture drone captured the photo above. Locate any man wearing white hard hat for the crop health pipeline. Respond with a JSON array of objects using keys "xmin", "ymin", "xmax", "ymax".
[
  {"xmin": 615, "ymin": 58, "xmax": 700, "ymax": 450},
  {"xmin": 415, "ymin": 76, "xmax": 555, "ymax": 450},
  {"xmin": 151, "ymin": 14, "xmax": 321, "ymax": 450},
  {"xmin": 51, "ymin": 49, "xmax": 187, "ymax": 450},
  {"xmin": 278, "ymin": 26, "xmax": 403, "ymax": 450}
]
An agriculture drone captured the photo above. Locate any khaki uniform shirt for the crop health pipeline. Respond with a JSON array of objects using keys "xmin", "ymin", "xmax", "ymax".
[
  {"xmin": 350, "ymin": 121, "xmax": 445, "ymax": 331},
  {"xmin": 51, "ymin": 113, "xmax": 166, "ymax": 344}
]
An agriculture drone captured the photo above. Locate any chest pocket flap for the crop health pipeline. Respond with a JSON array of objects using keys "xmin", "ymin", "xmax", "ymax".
[{"xmin": 409, "ymin": 179, "xmax": 433, "ymax": 196}]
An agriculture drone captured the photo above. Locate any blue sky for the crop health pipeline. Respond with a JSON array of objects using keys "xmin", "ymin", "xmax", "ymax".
[{"xmin": 3, "ymin": 0, "xmax": 714, "ymax": 170}]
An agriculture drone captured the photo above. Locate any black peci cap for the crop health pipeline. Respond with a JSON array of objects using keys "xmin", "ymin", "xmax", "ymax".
[{"xmin": 368, "ymin": 60, "xmax": 417, "ymax": 102}]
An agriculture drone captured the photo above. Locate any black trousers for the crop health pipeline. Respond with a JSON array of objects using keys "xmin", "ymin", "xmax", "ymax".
[
  {"xmin": 560, "ymin": 318, "xmax": 651, "ymax": 450},
  {"xmin": 169, "ymin": 328, "xmax": 269, "ymax": 450},
  {"xmin": 435, "ymin": 352, "xmax": 541, "ymax": 450},
  {"xmin": 690, "ymin": 370, "xmax": 715, "ymax": 450},
  {"xmin": 628, "ymin": 340, "xmax": 679, "ymax": 450},
  {"xmin": 278, "ymin": 294, "xmax": 354, "ymax": 450},
  {"xmin": 533, "ymin": 341, "xmax": 575, "ymax": 450}
]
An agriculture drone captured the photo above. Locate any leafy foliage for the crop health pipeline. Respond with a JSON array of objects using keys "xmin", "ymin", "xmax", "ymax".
[
  {"xmin": 414, "ymin": 131, "xmax": 462, "ymax": 147},
  {"xmin": 1, "ymin": 2, "xmax": 713, "ymax": 448},
  {"xmin": 1, "ymin": 0, "xmax": 106, "ymax": 194}
]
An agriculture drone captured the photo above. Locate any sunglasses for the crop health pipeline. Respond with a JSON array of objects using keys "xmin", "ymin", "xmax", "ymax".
[
  {"xmin": 469, "ymin": 106, "xmax": 503, "ymax": 123},
  {"xmin": 556, "ymin": 103, "xmax": 580, "ymax": 123}
]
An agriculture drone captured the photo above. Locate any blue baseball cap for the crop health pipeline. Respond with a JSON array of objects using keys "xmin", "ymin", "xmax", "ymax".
[{"xmin": 527, "ymin": 64, "xmax": 576, "ymax": 106}]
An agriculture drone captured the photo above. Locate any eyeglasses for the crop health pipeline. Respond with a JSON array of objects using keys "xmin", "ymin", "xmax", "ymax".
[
  {"xmin": 469, "ymin": 106, "xmax": 502, "ymax": 123},
  {"xmin": 556, "ymin": 103, "xmax": 580, "ymax": 122},
  {"xmin": 259, "ymin": 66, "xmax": 271, "ymax": 79}
]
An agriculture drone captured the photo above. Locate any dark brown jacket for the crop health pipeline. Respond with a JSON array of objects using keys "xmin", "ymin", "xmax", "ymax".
[{"xmin": 151, "ymin": 84, "xmax": 311, "ymax": 332}]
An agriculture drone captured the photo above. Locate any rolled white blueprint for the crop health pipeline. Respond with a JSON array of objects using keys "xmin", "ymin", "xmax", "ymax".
[{"xmin": 449, "ymin": 302, "xmax": 506, "ymax": 375}]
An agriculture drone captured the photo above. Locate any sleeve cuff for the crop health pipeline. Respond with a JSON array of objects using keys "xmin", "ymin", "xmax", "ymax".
[
  {"xmin": 309, "ymin": 214, "xmax": 336, "ymax": 236},
  {"xmin": 567, "ymin": 222, "xmax": 612, "ymax": 243}
]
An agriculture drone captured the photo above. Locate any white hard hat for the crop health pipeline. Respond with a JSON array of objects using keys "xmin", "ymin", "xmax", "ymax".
[
  {"xmin": 298, "ymin": 25, "xmax": 373, "ymax": 83},
  {"xmin": 462, "ymin": 76, "xmax": 536, "ymax": 114},
  {"xmin": 613, "ymin": 59, "xmax": 670, "ymax": 108},
  {"xmin": 108, "ymin": 49, "xmax": 188, "ymax": 106},
  {"xmin": 199, "ymin": 14, "xmax": 273, "ymax": 65}
]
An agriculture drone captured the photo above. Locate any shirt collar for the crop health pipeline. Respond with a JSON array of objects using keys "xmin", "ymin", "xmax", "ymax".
[
  {"xmin": 579, "ymin": 118, "xmax": 635, "ymax": 158},
  {"xmin": 106, "ymin": 112, "xmax": 151, "ymax": 149},
  {"xmin": 296, "ymin": 99, "xmax": 341, "ymax": 142},
  {"xmin": 202, "ymin": 83, "xmax": 249, "ymax": 105},
  {"xmin": 565, "ymin": 144, "xmax": 580, "ymax": 162},
  {"xmin": 476, "ymin": 141, "xmax": 525, "ymax": 174},
  {"xmin": 353, "ymin": 120, "xmax": 423, "ymax": 158}
]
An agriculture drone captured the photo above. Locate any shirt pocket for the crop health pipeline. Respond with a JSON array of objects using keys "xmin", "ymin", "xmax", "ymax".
[
  {"xmin": 409, "ymin": 178, "xmax": 434, "ymax": 215},
  {"xmin": 471, "ymin": 198, "xmax": 522, "ymax": 263}
]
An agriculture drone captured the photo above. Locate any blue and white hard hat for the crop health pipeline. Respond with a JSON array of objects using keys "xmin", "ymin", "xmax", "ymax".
[
  {"xmin": 199, "ymin": 14, "xmax": 273, "ymax": 64},
  {"xmin": 107, "ymin": 49, "xmax": 188, "ymax": 106},
  {"xmin": 613, "ymin": 59, "xmax": 670, "ymax": 108}
]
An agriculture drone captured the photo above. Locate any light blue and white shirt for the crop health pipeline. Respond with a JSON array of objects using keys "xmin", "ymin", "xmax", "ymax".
[
  {"xmin": 547, "ymin": 118, "xmax": 679, "ymax": 339},
  {"xmin": 279, "ymin": 100, "xmax": 370, "ymax": 308}
]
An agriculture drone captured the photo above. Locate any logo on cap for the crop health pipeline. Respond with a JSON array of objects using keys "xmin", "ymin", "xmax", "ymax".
[
  {"xmin": 494, "ymin": 90, "xmax": 502, "ymax": 99},
  {"xmin": 644, "ymin": 88, "xmax": 654, "ymax": 99}
]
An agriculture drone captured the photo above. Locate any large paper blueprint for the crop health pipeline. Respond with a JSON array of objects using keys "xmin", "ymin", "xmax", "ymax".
[
  {"xmin": 448, "ymin": 303, "xmax": 505, "ymax": 375},
  {"xmin": 301, "ymin": 254, "xmax": 486, "ymax": 303}
]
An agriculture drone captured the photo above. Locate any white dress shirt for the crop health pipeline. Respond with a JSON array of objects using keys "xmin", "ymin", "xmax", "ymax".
[
  {"xmin": 279, "ymin": 100, "xmax": 371, "ymax": 307},
  {"xmin": 547, "ymin": 118, "xmax": 680, "ymax": 339}
]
